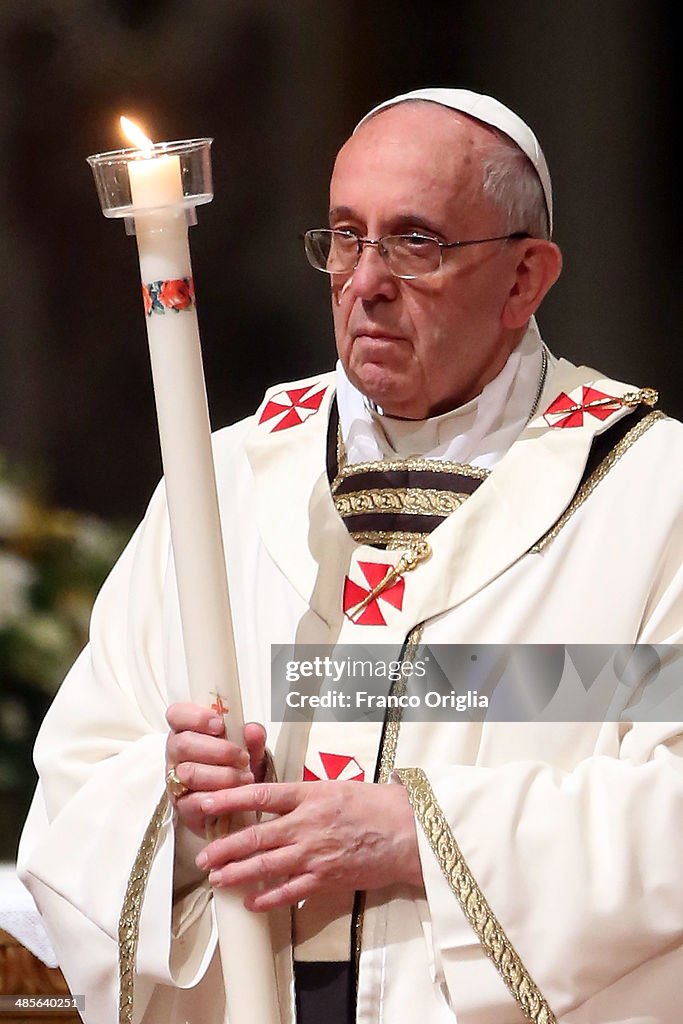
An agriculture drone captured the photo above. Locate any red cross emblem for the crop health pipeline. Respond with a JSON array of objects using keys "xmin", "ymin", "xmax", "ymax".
[
  {"xmin": 543, "ymin": 386, "xmax": 622, "ymax": 428},
  {"xmin": 343, "ymin": 561, "xmax": 405, "ymax": 625},
  {"xmin": 258, "ymin": 384, "xmax": 327, "ymax": 432},
  {"xmin": 210, "ymin": 694, "xmax": 229, "ymax": 715},
  {"xmin": 303, "ymin": 751, "xmax": 365, "ymax": 782}
]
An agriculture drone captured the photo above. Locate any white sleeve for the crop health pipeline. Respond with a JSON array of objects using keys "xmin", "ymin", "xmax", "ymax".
[
  {"xmin": 400, "ymin": 718, "xmax": 683, "ymax": 1023},
  {"xmin": 17, "ymin": 482, "xmax": 216, "ymax": 1023}
]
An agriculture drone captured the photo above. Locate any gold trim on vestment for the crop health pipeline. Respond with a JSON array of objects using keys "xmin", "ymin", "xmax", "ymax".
[
  {"xmin": 118, "ymin": 792, "xmax": 170, "ymax": 1024},
  {"xmin": 397, "ymin": 767, "xmax": 557, "ymax": 1024},
  {"xmin": 336, "ymin": 421, "xmax": 348, "ymax": 475},
  {"xmin": 531, "ymin": 410, "xmax": 665, "ymax": 553},
  {"xmin": 377, "ymin": 625, "xmax": 424, "ymax": 786},
  {"xmin": 335, "ymin": 487, "xmax": 470, "ymax": 518},
  {"xmin": 349, "ymin": 529, "xmax": 430, "ymax": 550},
  {"xmin": 332, "ymin": 456, "xmax": 489, "ymax": 493}
]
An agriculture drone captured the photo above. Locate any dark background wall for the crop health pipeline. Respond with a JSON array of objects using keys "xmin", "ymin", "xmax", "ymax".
[{"xmin": 0, "ymin": 0, "xmax": 679, "ymax": 525}]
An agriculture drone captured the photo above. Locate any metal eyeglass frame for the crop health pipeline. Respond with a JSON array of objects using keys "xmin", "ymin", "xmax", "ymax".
[{"xmin": 302, "ymin": 228, "xmax": 531, "ymax": 279}]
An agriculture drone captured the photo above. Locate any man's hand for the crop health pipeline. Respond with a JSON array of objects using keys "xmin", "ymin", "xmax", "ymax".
[
  {"xmin": 165, "ymin": 702, "xmax": 267, "ymax": 838},
  {"xmin": 194, "ymin": 780, "xmax": 423, "ymax": 911}
]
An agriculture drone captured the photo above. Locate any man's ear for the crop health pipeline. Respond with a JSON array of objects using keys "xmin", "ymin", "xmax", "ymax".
[{"xmin": 502, "ymin": 240, "xmax": 562, "ymax": 329}]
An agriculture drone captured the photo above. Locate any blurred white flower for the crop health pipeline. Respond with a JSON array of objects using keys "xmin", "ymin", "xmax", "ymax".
[
  {"xmin": 0, "ymin": 551, "xmax": 35, "ymax": 628},
  {"xmin": 74, "ymin": 515, "xmax": 126, "ymax": 563},
  {"xmin": 11, "ymin": 612, "xmax": 76, "ymax": 689}
]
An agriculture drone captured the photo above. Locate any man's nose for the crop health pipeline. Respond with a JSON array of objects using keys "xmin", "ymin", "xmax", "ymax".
[{"xmin": 343, "ymin": 242, "xmax": 398, "ymax": 301}]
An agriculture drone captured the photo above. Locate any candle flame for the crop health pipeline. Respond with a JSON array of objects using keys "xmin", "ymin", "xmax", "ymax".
[{"xmin": 120, "ymin": 115, "xmax": 154, "ymax": 153}]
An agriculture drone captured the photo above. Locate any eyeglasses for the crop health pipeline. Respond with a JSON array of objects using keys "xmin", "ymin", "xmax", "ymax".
[{"xmin": 303, "ymin": 228, "xmax": 530, "ymax": 280}]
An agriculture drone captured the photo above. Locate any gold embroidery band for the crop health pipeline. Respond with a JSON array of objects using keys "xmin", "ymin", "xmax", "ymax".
[
  {"xmin": 118, "ymin": 792, "xmax": 170, "ymax": 1024},
  {"xmin": 336, "ymin": 421, "xmax": 348, "ymax": 475},
  {"xmin": 397, "ymin": 767, "xmax": 557, "ymax": 1024},
  {"xmin": 376, "ymin": 624, "xmax": 424, "ymax": 785},
  {"xmin": 532, "ymin": 410, "xmax": 665, "ymax": 553},
  {"xmin": 349, "ymin": 529, "xmax": 430, "ymax": 550},
  {"xmin": 334, "ymin": 455, "xmax": 489, "ymax": 486},
  {"xmin": 335, "ymin": 487, "xmax": 470, "ymax": 518}
]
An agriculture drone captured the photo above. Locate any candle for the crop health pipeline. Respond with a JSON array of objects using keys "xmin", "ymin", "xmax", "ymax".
[
  {"xmin": 117, "ymin": 116, "xmax": 243, "ymax": 735},
  {"xmin": 120, "ymin": 117, "xmax": 183, "ymax": 210},
  {"xmin": 88, "ymin": 121, "xmax": 281, "ymax": 1024},
  {"xmin": 122, "ymin": 117, "xmax": 184, "ymax": 210},
  {"xmin": 128, "ymin": 155, "xmax": 183, "ymax": 207}
]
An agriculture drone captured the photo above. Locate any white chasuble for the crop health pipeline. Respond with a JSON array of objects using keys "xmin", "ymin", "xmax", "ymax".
[{"xmin": 18, "ymin": 334, "xmax": 683, "ymax": 1024}]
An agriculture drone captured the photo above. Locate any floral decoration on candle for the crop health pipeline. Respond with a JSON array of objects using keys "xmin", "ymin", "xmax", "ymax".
[{"xmin": 142, "ymin": 277, "xmax": 195, "ymax": 315}]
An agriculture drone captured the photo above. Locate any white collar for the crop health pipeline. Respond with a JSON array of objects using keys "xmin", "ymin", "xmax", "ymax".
[{"xmin": 336, "ymin": 318, "xmax": 548, "ymax": 469}]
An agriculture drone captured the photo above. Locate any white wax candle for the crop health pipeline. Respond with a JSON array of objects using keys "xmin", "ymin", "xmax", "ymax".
[
  {"xmin": 128, "ymin": 152, "xmax": 183, "ymax": 210},
  {"xmin": 120, "ymin": 125, "xmax": 281, "ymax": 1024}
]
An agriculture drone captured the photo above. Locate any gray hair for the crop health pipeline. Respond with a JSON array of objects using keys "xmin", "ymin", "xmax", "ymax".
[{"xmin": 479, "ymin": 131, "xmax": 550, "ymax": 240}]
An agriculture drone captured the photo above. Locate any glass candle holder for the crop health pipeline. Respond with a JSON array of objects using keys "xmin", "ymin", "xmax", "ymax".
[{"xmin": 87, "ymin": 138, "xmax": 213, "ymax": 223}]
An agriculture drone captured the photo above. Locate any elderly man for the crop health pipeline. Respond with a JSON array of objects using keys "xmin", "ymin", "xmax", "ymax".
[{"xmin": 19, "ymin": 89, "xmax": 683, "ymax": 1024}]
